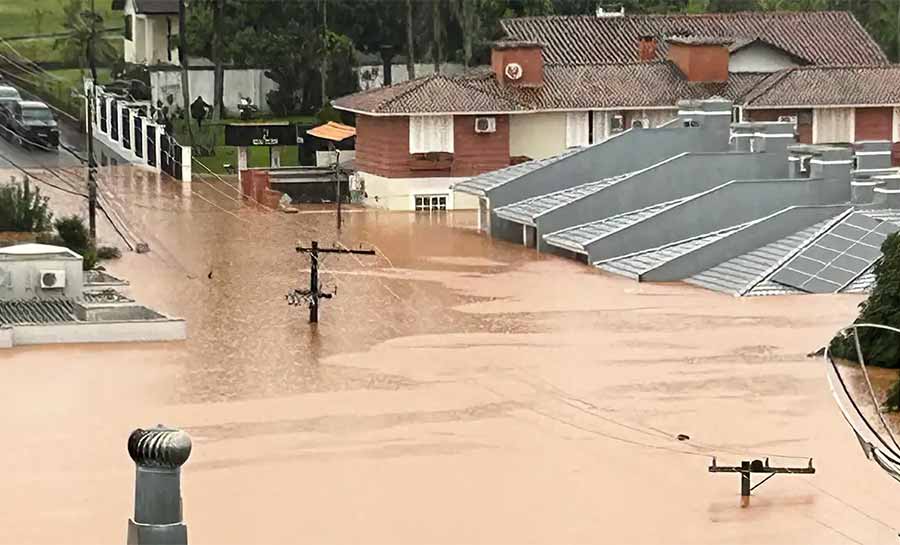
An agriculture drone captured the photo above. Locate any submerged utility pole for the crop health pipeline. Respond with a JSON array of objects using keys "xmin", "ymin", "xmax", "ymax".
[
  {"xmin": 288, "ymin": 240, "xmax": 375, "ymax": 323},
  {"xmin": 333, "ymin": 145, "xmax": 342, "ymax": 230},
  {"xmin": 708, "ymin": 458, "xmax": 815, "ymax": 507}
]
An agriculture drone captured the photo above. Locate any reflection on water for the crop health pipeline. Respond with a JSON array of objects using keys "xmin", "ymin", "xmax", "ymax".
[{"xmin": 7, "ymin": 167, "xmax": 538, "ymax": 403}]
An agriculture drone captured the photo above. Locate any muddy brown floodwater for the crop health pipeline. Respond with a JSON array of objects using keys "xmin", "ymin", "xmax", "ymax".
[{"xmin": 3, "ymin": 166, "xmax": 900, "ymax": 544}]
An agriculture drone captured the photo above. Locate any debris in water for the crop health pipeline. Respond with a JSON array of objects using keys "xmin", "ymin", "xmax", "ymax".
[{"xmin": 676, "ymin": 434, "xmax": 690, "ymax": 441}]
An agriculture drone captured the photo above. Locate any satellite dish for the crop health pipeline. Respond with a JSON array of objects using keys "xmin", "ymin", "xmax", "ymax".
[{"xmin": 825, "ymin": 323, "xmax": 900, "ymax": 482}]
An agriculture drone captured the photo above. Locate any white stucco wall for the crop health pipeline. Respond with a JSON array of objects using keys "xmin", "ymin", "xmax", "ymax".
[
  {"xmin": 150, "ymin": 68, "xmax": 276, "ymax": 115},
  {"xmin": 123, "ymin": 0, "xmax": 138, "ymax": 63},
  {"xmin": 358, "ymin": 172, "xmax": 479, "ymax": 211},
  {"xmin": 6, "ymin": 319, "xmax": 186, "ymax": 348},
  {"xmin": 145, "ymin": 15, "xmax": 176, "ymax": 65},
  {"xmin": 0, "ymin": 257, "xmax": 84, "ymax": 300},
  {"xmin": 509, "ymin": 112, "xmax": 568, "ymax": 160},
  {"xmin": 729, "ymin": 43, "xmax": 800, "ymax": 73},
  {"xmin": 357, "ymin": 63, "xmax": 466, "ymax": 91}
]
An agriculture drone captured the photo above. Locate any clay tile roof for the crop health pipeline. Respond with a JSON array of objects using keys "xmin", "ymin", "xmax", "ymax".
[
  {"xmin": 334, "ymin": 62, "xmax": 768, "ymax": 115},
  {"xmin": 744, "ymin": 65, "xmax": 900, "ymax": 107},
  {"xmin": 666, "ymin": 36, "xmax": 733, "ymax": 46},
  {"xmin": 500, "ymin": 11, "xmax": 887, "ymax": 66}
]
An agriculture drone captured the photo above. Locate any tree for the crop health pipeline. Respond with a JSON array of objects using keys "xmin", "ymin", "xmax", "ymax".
[
  {"xmin": 0, "ymin": 178, "xmax": 52, "ymax": 233},
  {"xmin": 178, "ymin": 0, "xmax": 194, "ymax": 146},
  {"xmin": 54, "ymin": 0, "xmax": 117, "ymax": 71},
  {"xmin": 830, "ymin": 232, "xmax": 900, "ymax": 369},
  {"xmin": 212, "ymin": 0, "xmax": 224, "ymax": 120},
  {"xmin": 432, "ymin": 0, "xmax": 444, "ymax": 72},
  {"xmin": 406, "ymin": 0, "xmax": 416, "ymax": 79},
  {"xmin": 451, "ymin": 0, "xmax": 481, "ymax": 67}
]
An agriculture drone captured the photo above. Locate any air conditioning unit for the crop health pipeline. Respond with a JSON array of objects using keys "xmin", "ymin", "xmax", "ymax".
[
  {"xmin": 632, "ymin": 118, "xmax": 649, "ymax": 129},
  {"xmin": 40, "ymin": 270, "xmax": 66, "ymax": 289},
  {"xmin": 778, "ymin": 115, "xmax": 798, "ymax": 128},
  {"xmin": 474, "ymin": 117, "xmax": 496, "ymax": 133}
]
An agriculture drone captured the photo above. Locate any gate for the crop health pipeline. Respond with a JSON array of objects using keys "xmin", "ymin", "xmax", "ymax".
[
  {"xmin": 122, "ymin": 108, "xmax": 131, "ymax": 150},
  {"xmin": 134, "ymin": 117, "xmax": 143, "ymax": 159},
  {"xmin": 160, "ymin": 135, "xmax": 183, "ymax": 180},
  {"xmin": 99, "ymin": 97, "xmax": 107, "ymax": 133},
  {"xmin": 110, "ymin": 99, "xmax": 118, "ymax": 141},
  {"xmin": 146, "ymin": 125, "xmax": 156, "ymax": 167}
]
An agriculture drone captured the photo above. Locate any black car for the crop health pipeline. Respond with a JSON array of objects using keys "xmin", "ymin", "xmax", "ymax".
[
  {"xmin": 7, "ymin": 100, "xmax": 59, "ymax": 150},
  {"xmin": 0, "ymin": 85, "xmax": 21, "ymax": 136}
]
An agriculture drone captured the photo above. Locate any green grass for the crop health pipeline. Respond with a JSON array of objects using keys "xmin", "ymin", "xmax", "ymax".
[
  {"xmin": 186, "ymin": 115, "xmax": 316, "ymax": 174},
  {"xmin": 7, "ymin": 36, "xmax": 123, "ymax": 65},
  {"xmin": 0, "ymin": 0, "xmax": 118, "ymax": 38}
]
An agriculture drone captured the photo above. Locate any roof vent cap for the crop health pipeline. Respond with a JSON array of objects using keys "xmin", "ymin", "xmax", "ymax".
[{"xmin": 596, "ymin": 4, "xmax": 624, "ymax": 17}]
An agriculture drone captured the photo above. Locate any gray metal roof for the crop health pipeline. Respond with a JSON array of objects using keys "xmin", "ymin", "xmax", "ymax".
[
  {"xmin": 493, "ymin": 173, "xmax": 632, "ymax": 225},
  {"xmin": 685, "ymin": 214, "xmax": 847, "ymax": 296},
  {"xmin": 453, "ymin": 148, "xmax": 582, "ymax": 196},
  {"xmin": 543, "ymin": 197, "xmax": 688, "ymax": 253},
  {"xmin": 858, "ymin": 208, "xmax": 900, "ymax": 223},
  {"xmin": 0, "ymin": 299, "xmax": 75, "ymax": 325},
  {"xmin": 595, "ymin": 222, "xmax": 753, "ymax": 279}
]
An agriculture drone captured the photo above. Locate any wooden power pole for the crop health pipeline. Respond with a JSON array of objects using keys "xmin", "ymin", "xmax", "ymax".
[
  {"xmin": 288, "ymin": 241, "xmax": 375, "ymax": 323},
  {"xmin": 86, "ymin": 0, "xmax": 99, "ymax": 241},
  {"xmin": 708, "ymin": 458, "xmax": 815, "ymax": 507}
]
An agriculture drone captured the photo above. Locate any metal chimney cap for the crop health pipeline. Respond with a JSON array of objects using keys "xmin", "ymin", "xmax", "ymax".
[{"xmin": 128, "ymin": 425, "xmax": 192, "ymax": 468}]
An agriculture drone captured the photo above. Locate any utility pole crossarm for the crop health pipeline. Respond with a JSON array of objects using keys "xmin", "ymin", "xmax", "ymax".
[
  {"xmin": 708, "ymin": 458, "xmax": 815, "ymax": 508},
  {"xmin": 290, "ymin": 240, "xmax": 376, "ymax": 323}
]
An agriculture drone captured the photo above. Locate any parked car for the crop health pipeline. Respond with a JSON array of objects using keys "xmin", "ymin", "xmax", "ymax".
[
  {"xmin": 7, "ymin": 101, "xmax": 59, "ymax": 150},
  {"xmin": 0, "ymin": 85, "xmax": 21, "ymax": 137}
]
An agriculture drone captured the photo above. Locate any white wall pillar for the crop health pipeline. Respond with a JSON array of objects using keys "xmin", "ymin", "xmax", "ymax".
[
  {"xmin": 128, "ymin": 109, "xmax": 137, "ymax": 159},
  {"xmin": 237, "ymin": 146, "xmax": 248, "ymax": 182},
  {"xmin": 155, "ymin": 126, "xmax": 162, "ymax": 170},
  {"xmin": 144, "ymin": 18, "xmax": 153, "ymax": 64},
  {"xmin": 270, "ymin": 147, "xmax": 281, "ymax": 168},
  {"xmin": 181, "ymin": 145, "xmax": 192, "ymax": 182}
]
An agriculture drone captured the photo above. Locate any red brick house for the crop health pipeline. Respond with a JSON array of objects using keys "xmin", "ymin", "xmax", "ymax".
[{"xmin": 333, "ymin": 11, "xmax": 891, "ymax": 211}]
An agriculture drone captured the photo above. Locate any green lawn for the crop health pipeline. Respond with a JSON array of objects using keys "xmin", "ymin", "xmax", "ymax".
[
  {"xmin": 187, "ymin": 115, "xmax": 316, "ymax": 174},
  {"xmin": 0, "ymin": 0, "xmax": 118, "ymax": 38}
]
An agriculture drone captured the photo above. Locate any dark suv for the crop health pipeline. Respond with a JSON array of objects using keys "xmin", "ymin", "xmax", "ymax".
[
  {"xmin": 7, "ymin": 100, "xmax": 59, "ymax": 150},
  {"xmin": 0, "ymin": 85, "xmax": 21, "ymax": 133}
]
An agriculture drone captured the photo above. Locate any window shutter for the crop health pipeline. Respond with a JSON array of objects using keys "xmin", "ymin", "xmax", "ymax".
[
  {"xmin": 409, "ymin": 115, "xmax": 454, "ymax": 154},
  {"xmin": 566, "ymin": 112, "xmax": 589, "ymax": 148},
  {"xmin": 813, "ymin": 108, "xmax": 854, "ymax": 144}
]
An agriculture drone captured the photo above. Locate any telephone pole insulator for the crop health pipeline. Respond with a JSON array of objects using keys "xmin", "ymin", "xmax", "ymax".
[{"xmin": 291, "ymin": 240, "xmax": 376, "ymax": 323}]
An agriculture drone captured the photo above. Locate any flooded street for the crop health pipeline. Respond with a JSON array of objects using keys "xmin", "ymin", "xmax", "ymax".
[{"xmin": 4, "ymin": 167, "xmax": 900, "ymax": 544}]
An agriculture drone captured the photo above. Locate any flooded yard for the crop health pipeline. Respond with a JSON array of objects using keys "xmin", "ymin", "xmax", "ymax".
[{"xmin": 3, "ymin": 167, "xmax": 900, "ymax": 544}]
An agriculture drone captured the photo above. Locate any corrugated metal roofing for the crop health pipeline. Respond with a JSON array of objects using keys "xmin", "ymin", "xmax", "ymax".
[
  {"xmin": 543, "ymin": 197, "xmax": 688, "ymax": 253},
  {"xmin": 453, "ymin": 148, "xmax": 582, "ymax": 196},
  {"xmin": 493, "ymin": 173, "xmax": 632, "ymax": 225},
  {"xmin": 0, "ymin": 299, "xmax": 76, "ymax": 325},
  {"xmin": 685, "ymin": 214, "xmax": 846, "ymax": 296},
  {"xmin": 595, "ymin": 222, "xmax": 752, "ymax": 279},
  {"xmin": 840, "ymin": 266, "xmax": 876, "ymax": 294},
  {"xmin": 306, "ymin": 121, "xmax": 356, "ymax": 142}
]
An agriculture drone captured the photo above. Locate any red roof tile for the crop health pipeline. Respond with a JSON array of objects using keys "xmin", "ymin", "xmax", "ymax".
[
  {"xmin": 334, "ymin": 63, "xmax": 767, "ymax": 115},
  {"xmin": 745, "ymin": 65, "xmax": 900, "ymax": 107},
  {"xmin": 501, "ymin": 11, "xmax": 886, "ymax": 66}
]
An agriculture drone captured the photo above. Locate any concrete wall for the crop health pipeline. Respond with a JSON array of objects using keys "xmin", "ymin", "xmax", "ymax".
[
  {"xmin": 641, "ymin": 205, "xmax": 849, "ymax": 282},
  {"xmin": 533, "ymin": 151, "xmax": 789, "ymax": 250},
  {"xmin": 583, "ymin": 176, "xmax": 852, "ymax": 262},
  {"xmin": 150, "ymin": 68, "xmax": 278, "ymax": 116},
  {"xmin": 6, "ymin": 319, "xmax": 186, "ymax": 348},
  {"xmin": 357, "ymin": 63, "xmax": 466, "ymax": 90},
  {"xmin": 0, "ymin": 257, "xmax": 83, "ymax": 300},
  {"xmin": 509, "ymin": 112, "xmax": 567, "ymax": 160},
  {"xmin": 729, "ymin": 43, "xmax": 800, "ymax": 73}
]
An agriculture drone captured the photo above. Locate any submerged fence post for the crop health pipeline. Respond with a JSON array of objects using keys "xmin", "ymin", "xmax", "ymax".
[{"xmin": 126, "ymin": 425, "xmax": 192, "ymax": 545}]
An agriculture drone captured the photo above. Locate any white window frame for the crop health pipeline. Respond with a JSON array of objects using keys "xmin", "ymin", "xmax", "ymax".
[
  {"xmin": 409, "ymin": 115, "xmax": 454, "ymax": 154},
  {"xmin": 414, "ymin": 194, "xmax": 448, "ymax": 211}
]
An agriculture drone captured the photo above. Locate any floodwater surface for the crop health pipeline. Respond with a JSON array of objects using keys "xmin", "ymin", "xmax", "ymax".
[{"xmin": 2, "ymin": 167, "xmax": 900, "ymax": 544}]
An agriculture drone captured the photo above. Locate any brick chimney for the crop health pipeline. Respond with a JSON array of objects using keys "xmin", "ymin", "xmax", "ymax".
[
  {"xmin": 666, "ymin": 36, "xmax": 731, "ymax": 82},
  {"xmin": 491, "ymin": 40, "xmax": 544, "ymax": 88},
  {"xmin": 639, "ymin": 35, "xmax": 657, "ymax": 61}
]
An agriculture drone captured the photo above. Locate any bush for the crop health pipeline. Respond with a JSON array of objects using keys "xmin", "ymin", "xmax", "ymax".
[
  {"xmin": 53, "ymin": 215, "xmax": 97, "ymax": 270},
  {"xmin": 97, "ymin": 245, "xmax": 122, "ymax": 259},
  {"xmin": 0, "ymin": 178, "xmax": 53, "ymax": 233},
  {"xmin": 315, "ymin": 103, "xmax": 344, "ymax": 125},
  {"xmin": 829, "ymin": 232, "xmax": 900, "ymax": 409}
]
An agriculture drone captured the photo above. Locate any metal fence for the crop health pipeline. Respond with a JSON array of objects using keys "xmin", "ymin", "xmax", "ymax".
[
  {"xmin": 146, "ymin": 124, "xmax": 156, "ymax": 167},
  {"xmin": 122, "ymin": 108, "xmax": 131, "ymax": 151}
]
